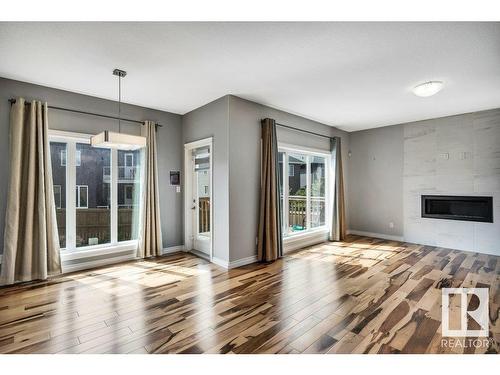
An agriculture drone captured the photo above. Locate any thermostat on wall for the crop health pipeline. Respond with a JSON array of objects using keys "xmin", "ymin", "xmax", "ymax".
[{"xmin": 170, "ymin": 171, "xmax": 180, "ymax": 185}]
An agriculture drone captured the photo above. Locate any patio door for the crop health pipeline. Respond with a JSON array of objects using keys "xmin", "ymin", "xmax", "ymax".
[{"xmin": 184, "ymin": 138, "xmax": 213, "ymax": 259}]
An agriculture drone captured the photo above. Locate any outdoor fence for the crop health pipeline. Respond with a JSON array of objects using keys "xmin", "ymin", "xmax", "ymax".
[{"xmin": 55, "ymin": 208, "xmax": 135, "ymax": 247}]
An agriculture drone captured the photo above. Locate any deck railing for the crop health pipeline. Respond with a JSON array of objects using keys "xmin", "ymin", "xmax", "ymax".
[
  {"xmin": 103, "ymin": 166, "xmax": 139, "ymax": 182},
  {"xmin": 198, "ymin": 197, "xmax": 210, "ymax": 233},
  {"xmin": 287, "ymin": 196, "xmax": 326, "ymax": 231}
]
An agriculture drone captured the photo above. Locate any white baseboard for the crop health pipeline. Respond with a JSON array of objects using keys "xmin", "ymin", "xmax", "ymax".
[
  {"xmin": 162, "ymin": 245, "xmax": 185, "ymax": 255},
  {"xmin": 283, "ymin": 229, "xmax": 329, "ymax": 253},
  {"xmin": 62, "ymin": 252, "xmax": 138, "ymax": 274},
  {"xmin": 347, "ymin": 229, "xmax": 404, "ymax": 242},
  {"xmin": 211, "ymin": 255, "xmax": 259, "ymax": 269},
  {"xmin": 211, "ymin": 256, "xmax": 229, "ymax": 269},
  {"xmin": 229, "ymin": 255, "xmax": 258, "ymax": 268}
]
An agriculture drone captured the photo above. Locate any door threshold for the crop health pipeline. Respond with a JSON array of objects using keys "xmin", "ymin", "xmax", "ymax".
[{"xmin": 189, "ymin": 249, "xmax": 211, "ymax": 262}]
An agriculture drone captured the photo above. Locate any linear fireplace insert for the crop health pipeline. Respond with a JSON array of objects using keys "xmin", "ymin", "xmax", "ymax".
[{"xmin": 421, "ymin": 195, "xmax": 493, "ymax": 223}]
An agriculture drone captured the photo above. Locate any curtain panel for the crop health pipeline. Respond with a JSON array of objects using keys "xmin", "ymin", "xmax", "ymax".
[
  {"xmin": 329, "ymin": 137, "xmax": 346, "ymax": 241},
  {"xmin": 257, "ymin": 118, "xmax": 283, "ymax": 262},
  {"xmin": 0, "ymin": 98, "xmax": 61, "ymax": 285},
  {"xmin": 138, "ymin": 121, "xmax": 163, "ymax": 258}
]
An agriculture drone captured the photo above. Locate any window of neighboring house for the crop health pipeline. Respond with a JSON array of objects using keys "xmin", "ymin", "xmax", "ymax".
[
  {"xmin": 53, "ymin": 185, "xmax": 62, "ymax": 209},
  {"xmin": 76, "ymin": 185, "xmax": 88, "ymax": 209},
  {"xmin": 60, "ymin": 150, "xmax": 66, "ymax": 166},
  {"xmin": 125, "ymin": 153, "xmax": 134, "ymax": 167},
  {"xmin": 49, "ymin": 132, "xmax": 142, "ymax": 251},
  {"xmin": 279, "ymin": 147, "xmax": 329, "ymax": 237},
  {"xmin": 75, "ymin": 149, "xmax": 81, "ymax": 166},
  {"xmin": 61, "ymin": 149, "xmax": 81, "ymax": 166}
]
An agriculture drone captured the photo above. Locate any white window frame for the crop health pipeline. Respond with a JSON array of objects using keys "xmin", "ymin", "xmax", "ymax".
[
  {"xmin": 53, "ymin": 185, "xmax": 62, "ymax": 209},
  {"xmin": 278, "ymin": 143, "xmax": 330, "ymax": 241},
  {"xmin": 76, "ymin": 185, "xmax": 89, "ymax": 209},
  {"xmin": 49, "ymin": 130, "xmax": 139, "ymax": 256}
]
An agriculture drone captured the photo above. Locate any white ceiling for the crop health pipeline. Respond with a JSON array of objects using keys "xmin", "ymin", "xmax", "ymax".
[{"xmin": 0, "ymin": 22, "xmax": 499, "ymax": 131}]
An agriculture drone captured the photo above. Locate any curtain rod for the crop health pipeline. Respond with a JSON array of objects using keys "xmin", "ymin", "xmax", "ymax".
[
  {"xmin": 275, "ymin": 122, "xmax": 332, "ymax": 140},
  {"xmin": 8, "ymin": 99, "xmax": 163, "ymax": 128}
]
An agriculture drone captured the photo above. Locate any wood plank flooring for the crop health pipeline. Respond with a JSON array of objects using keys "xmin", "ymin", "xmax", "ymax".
[{"xmin": 0, "ymin": 235, "xmax": 499, "ymax": 354}]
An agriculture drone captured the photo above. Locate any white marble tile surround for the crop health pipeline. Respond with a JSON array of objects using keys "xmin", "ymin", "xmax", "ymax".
[{"xmin": 403, "ymin": 109, "xmax": 500, "ymax": 256}]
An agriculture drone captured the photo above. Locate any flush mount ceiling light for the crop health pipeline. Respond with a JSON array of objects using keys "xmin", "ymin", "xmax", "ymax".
[
  {"xmin": 412, "ymin": 81, "xmax": 444, "ymax": 98},
  {"xmin": 91, "ymin": 69, "xmax": 146, "ymax": 150}
]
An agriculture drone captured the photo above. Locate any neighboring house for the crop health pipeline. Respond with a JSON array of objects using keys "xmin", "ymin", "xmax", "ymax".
[{"xmin": 51, "ymin": 144, "xmax": 140, "ymax": 210}]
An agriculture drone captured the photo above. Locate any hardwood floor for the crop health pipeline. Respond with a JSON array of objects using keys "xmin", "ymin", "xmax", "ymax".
[{"xmin": 0, "ymin": 235, "xmax": 498, "ymax": 354}]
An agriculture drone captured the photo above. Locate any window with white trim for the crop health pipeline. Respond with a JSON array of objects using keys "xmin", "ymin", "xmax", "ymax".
[
  {"xmin": 49, "ymin": 131, "xmax": 142, "ymax": 251},
  {"xmin": 76, "ymin": 185, "xmax": 88, "ymax": 209},
  {"xmin": 279, "ymin": 147, "xmax": 329, "ymax": 237}
]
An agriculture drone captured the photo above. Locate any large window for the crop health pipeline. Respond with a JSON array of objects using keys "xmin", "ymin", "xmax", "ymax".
[
  {"xmin": 279, "ymin": 147, "xmax": 328, "ymax": 237},
  {"xmin": 50, "ymin": 131, "xmax": 142, "ymax": 251}
]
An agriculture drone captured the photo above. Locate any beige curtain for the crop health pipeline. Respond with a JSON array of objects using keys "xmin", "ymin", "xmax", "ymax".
[
  {"xmin": 138, "ymin": 121, "xmax": 163, "ymax": 258},
  {"xmin": 329, "ymin": 137, "xmax": 346, "ymax": 241},
  {"xmin": 0, "ymin": 98, "xmax": 61, "ymax": 285},
  {"xmin": 257, "ymin": 118, "xmax": 283, "ymax": 262}
]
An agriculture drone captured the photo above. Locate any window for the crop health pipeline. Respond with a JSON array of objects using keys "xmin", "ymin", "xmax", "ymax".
[
  {"xmin": 279, "ymin": 146, "xmax": 329, "ymax": 237},
  {"xmin": 51, "ymin": 142, "xmax": 66, "ymax": 248},
  {"xmin": 61, "ymin": 149, "xmax": 81, "ymax": 166},
  {"xmin": 49, "ymin": 132, "xmax": 142, "ymax": 251},
  {"xmin": 125, "ymin": 153, "xmax": 134, "ymax": 167},
  {"xmin": 53, "ymin": 185, "xmax": 62, "ymax": 209},
  {"xmin": 76, "ymin": 185, "xmax": 89, "ymax": 209},
  {"xmin": 60, "ymin": 150, "xmax": 66, "ymax": 166},
  {"xmin": 118, "ymin": 149, "xmax": 141, "ymax": 242},
  {"xmin": 75, "ymin": 149, "xmax": 81, "ymax": 166}
]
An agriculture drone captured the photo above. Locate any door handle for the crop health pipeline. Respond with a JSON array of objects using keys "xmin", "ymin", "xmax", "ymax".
[{"xmin": 191, "ymin": 206, "xmax": 196, "ymax": 210}]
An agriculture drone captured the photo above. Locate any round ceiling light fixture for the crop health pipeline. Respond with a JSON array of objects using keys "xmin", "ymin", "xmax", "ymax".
[{"xmin": 412, "ymin": 81, "xmax": 444, "ymax": 97}]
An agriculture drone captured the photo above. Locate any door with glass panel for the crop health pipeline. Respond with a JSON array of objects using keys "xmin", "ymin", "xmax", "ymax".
[{"xmin": 191, "ymin": 145, "xmax": 211, "ymax": 255}]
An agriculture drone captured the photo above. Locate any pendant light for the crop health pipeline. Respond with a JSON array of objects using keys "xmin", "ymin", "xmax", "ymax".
[{"xmin": 90, "ymin": 69, "xmax": 146, "ymax": 150}]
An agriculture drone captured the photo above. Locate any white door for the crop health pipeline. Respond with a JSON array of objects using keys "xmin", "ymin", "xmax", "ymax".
[{"xmin": 190, "ymin": 145, "xmax": 211, "ymax": 255}]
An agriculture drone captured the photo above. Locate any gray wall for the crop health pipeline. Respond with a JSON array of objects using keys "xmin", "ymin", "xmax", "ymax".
[
  {"xmin": 181, "ymin": 96, "xmax": 230, "ymax": 262},
  {"xmin": 227, "ymin": 95, "xmax": 350, "ymax": 262},
  {"xmin": 0, "ymin": 77, "xmax": 183, "ymax": 251},
  {"xmin": 348, "ymin": 125, "xmax": 404, "ymax": 237},
  {"xmin": 348, "ymin": 108, "xmax": 500, "ymax": 256}
]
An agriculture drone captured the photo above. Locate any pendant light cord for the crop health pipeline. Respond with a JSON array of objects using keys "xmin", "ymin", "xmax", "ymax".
[{"xmin": 118, "ymin": 74, "xmax": 122, "ymax": 134}]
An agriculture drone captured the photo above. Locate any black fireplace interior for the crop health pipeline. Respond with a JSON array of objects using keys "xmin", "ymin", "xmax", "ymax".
[{"xmin": 421, "ymin": 195, "xmax": 493, "ymax": 223}]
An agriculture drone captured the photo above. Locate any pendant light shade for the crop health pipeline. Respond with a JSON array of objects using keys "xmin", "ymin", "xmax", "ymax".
[
  {"xmin": 90, "ymin": 69, "xmax": 147, "ymax": 150},
  {"xmin": 91, "ymin": 130, "xmax": 146, "ymax": 150}
]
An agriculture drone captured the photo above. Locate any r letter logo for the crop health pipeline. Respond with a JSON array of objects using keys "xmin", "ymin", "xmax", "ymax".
[{"xmin": 442, "ymin": 288, "xmax": 489, "ymax": 337}]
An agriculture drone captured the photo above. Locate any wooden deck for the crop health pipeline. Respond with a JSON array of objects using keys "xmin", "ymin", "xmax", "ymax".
[{"xmin": 0, "ymin": 235, "xmax": 498, "ymax": 354}]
